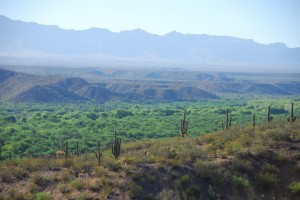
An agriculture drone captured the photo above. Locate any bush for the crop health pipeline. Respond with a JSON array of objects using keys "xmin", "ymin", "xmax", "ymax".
[
  {"xmin": 270, "ymin": 129, "xmax": 290, "ymax": 141},
  {"xmin": 256, "ymin": 173, "xmax": 278, "ymax": 188},
  {"xmin": 0, "ymin": 167, "xmax": 14, "ymax": 183},
  {"xmin": 262, "ymin": 163, "xmax": 278, "ymax": 174},
  {"xmin": 156, "ymin": 189, "xmax": 180, "ymax": 200},
  {"xmin": 185, "ymin": 185, "xmax": 201, "ymax": 199},
  {"xmin": 289, "ymin": 181, "xmax": 300, "ymax": 194},
  {"xmin": 125, "ymin": 182, "xmax": 143, "ymax": 199},
  {"xmin": 58, "ymin": 183, "xmax": 73, "ymax": 194},
  {"xmin": 94, "ymin": 166, "xmax": 107, "ymax": 177},
  {"xmin": 232, "ymin": 176, "xmax": 249, "ymax": 189},
  {"xmin": 112, "ymin": 110, "xmax": 133, "ymax": 118},
  {"xmin": 106, "ymin": 160, "xmax": 122, "ymax": 171},
  {"xmin": 10, "ymin": 192, "xmax": 34, "ymax": 200},
  {"xmin": 32, "ymin": 173, "xmax": 53, "ymax": 188},
  {"xmin": 36, "ymin": 192, "xmax": 51, "ymax": 200},
  {"xmin": 233, "ymin": 158, "xmax": 253, "ymax": 173},
  {"xmin": 60, "ymin": 169, "xmax": 73, "ymax": 182},
  {"xmin": 195, "ymin": 160, "xmax": 217, "ymax": 179},
  {"xmin": 180, "ymin": 174, "xmax": 192, "ymax": 185},
  {"xmin": 11, "ymin": 167, "xmax": 28, "ymax": 180},
  {"xmin": 20, "ymin": 158, "xmax": 47, "ymax": 171},
  {"xmin": 70, "ymin": 178, "xmax": 86, "ymax": 190}
]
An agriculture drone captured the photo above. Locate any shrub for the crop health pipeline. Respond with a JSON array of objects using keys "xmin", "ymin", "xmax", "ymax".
[
  {"xmin": 10, "ymin": 192, "xmax": 34, "ymax": 200},
  {"xmin": 262, "ymin": 163, "xmax": 278, "ymax": 175},
  {"xmin": 94, "ymin": 166, "xmax": 107, "ymax": 177},
  {"xmin": 233, "ymin": 158, "xmax": 253, "ymax": 173},
  {"xmin": 0, "ymin": 167, "xmax": 14, "ymax": 183},
  {"xmin": 82, "ymin": 164, "xmax": 93, "ymax": 175},
  {"xmin": 11, "ymin": 167, "xmax": 28, "ymax": 180},
  {"xmin": 32, "ymin": 173, "xmax": 53, "ymax": 188},
  {"xmin": 195, "ymin": 160, "xmax": 217, "ymax": 179},
  {"xmin": 87, "ymin": 179, "xmax": 102, "ymax": 192},
  {"xmin": 187, "ymin": 149, "xmax": 208, "ymax": 164},
  {"xmin": 20, "ymin": 158, "xmax": 47, "ymax": 171},
  {"xmin": 256, "ymin": 173, "xmax": 278, "ymax": 188},
  {"xmin": 28, "ymin": 182, "xmax": 39, "ymax": 193},
  {"xmin": 295, "ymin": 163, "xmax": 300, "ymax": 174},
  {"xmin": 36, "ymin": 192, "xmax": 51, "ymax": 200},
  {"xmin": 185, "ymin": 185, "xmax": 201, "ymax": 199},
  {"xmin": 276, "ymin": 149, "xmax": 290, "ymax": 162},
  {"xmin": 264, "ymin": 128, "xmax": 290, "ymax": 141},
  {"xmin": 156, "ymin": 189, "xmax": 177, "ymax": 200},
  {"xmin": 289, "ymin": 181, "xmax": 300, "ymax": 194},
  {"xmin": 71, "ymin": 178, "xmax": 86, "ymax": 190},
  {"xmin": 58, "ymin": 183, "xmax": 73, "ymax": 194},
  {"xmin": 232, "ymin": 176, "xmax": 250, "ymax": 189},
  {"xmin": 106, "ymin": 160, "xmax": 122, "ymax": 171},
  {"xmin": 60, "ymin": 169, "xmax": 73, "ymax": 182},
  {"xmin": 125, "ymin": 182, "xmax": 143, "ymax": 199},
  {"xmin": 180, "ymin": 174, "xmax": 192, "ymax": 185}
]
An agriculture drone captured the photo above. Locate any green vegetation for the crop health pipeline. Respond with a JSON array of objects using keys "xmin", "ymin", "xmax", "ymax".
[
  {"xmin": 0, "ymin": 118, "xmax": 299, "ymax": 199},
  {"xmin": 289, "ymin": 182, "xmax": 300, "ymax": 195},
  {"xmin": 0, "ymin": 94, "xmax": 299, "ymax": 199},
  {"xmin": 0, "ymin": 96, "xmax": 299, "ymax": 159}
]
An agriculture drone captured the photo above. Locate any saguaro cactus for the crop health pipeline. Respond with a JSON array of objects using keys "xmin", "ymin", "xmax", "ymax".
[
  {"xmin": 75, "ymin": 141, "xmax": 80, "ymax": 157},
  {"xmin": 64, "ymin": 141, "xmax": 68, "ymax": 160},
  {"xmin": 181, "ymin": 109, "xmax": 189, "ymax": 137},
  {"xmin": 287, "ymin": 102, "xmax": 296, "ymax": 123},
  {"xmin": 222, "ymin": 108, "xmax": 231, "ymax": 131},
  {"xmin": 226, "ymin": 108, "xmax": 231, "ymax": 130},
  {"xmin": 112, "ymin": 130, "xmax": 121, "ymax": 159},
  {"xmin": 252, "ymin": 114, "xmax": 256, "ymax": 128},
  {"xmin": 267, "ymin": 106, "xmax": 273, "ymax": 122},
  {"xmin": 95, "ymin": 140, "xmax": 102, "ymax": 166}
]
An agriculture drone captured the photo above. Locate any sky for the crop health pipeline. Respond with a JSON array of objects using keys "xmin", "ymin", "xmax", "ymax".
[{"xmin": 0, "ymin": 0, "xmax": 299, "ymax": 48}]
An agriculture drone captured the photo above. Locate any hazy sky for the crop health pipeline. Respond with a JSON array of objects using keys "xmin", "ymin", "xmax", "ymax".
[{"xmin": 0, "ymin": 0, "xmax": 299, "ymax": 47}]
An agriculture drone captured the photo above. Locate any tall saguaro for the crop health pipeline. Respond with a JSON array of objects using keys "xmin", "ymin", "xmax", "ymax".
[
  {"xmin": 252, "ymin": 114, "xmax": 256, "ymax": 128},
  {"xmin": 267, "ymin": 106, "xmax": 273, "ymax": 122},
  {"xmin": 64, "ymin": 141, "xmax": 68, "ymax": 160},
  {"xmin": 112, "ymin": 130, "xmax": 121, "ymax": 159},
  {"xmin": 95, "ymin": 140, "xmax": 102, "ymax": 166},
  {"xmin": 287, "ymin": 102, "xmax": 296, "ymax": 123},
  {"xmin": 181, "ymin": 109, "xmax": 189, "ymax": 137}
]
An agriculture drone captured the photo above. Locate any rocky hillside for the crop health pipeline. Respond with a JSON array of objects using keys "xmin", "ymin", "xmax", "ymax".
[
  {"xmin": 0, "ymin": 120, "xmax": 299, "ymax": 199},
  {"xmin": 0, "ymin": 68, "xmax": 219, "ymax": 103}
]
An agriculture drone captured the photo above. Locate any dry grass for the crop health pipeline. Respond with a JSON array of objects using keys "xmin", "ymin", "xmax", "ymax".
[{"xmin": 0, "ymin": 119, "xmax": 299, "ymax": 199}]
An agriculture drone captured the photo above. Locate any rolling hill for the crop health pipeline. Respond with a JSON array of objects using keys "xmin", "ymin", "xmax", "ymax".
[{"xmin": 0, "ymin": 68, "xmax": 220, "ymax": 103}]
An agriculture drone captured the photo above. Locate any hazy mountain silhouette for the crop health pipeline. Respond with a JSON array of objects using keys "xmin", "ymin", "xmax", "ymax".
[{"xmin": 0, "ymin": 15, "xmax": 300, "ymax": 67}]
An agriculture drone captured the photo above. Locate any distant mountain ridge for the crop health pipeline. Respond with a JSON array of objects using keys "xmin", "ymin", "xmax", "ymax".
[{"xmin": 0, "ymin": 15, "xmax": 300, "ymax": 68}]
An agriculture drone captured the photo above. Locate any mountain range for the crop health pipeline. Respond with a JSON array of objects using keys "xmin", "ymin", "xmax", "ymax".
[{"xmin": 1, "ymin": 15, "xmax": 300, "ymax": 68}]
